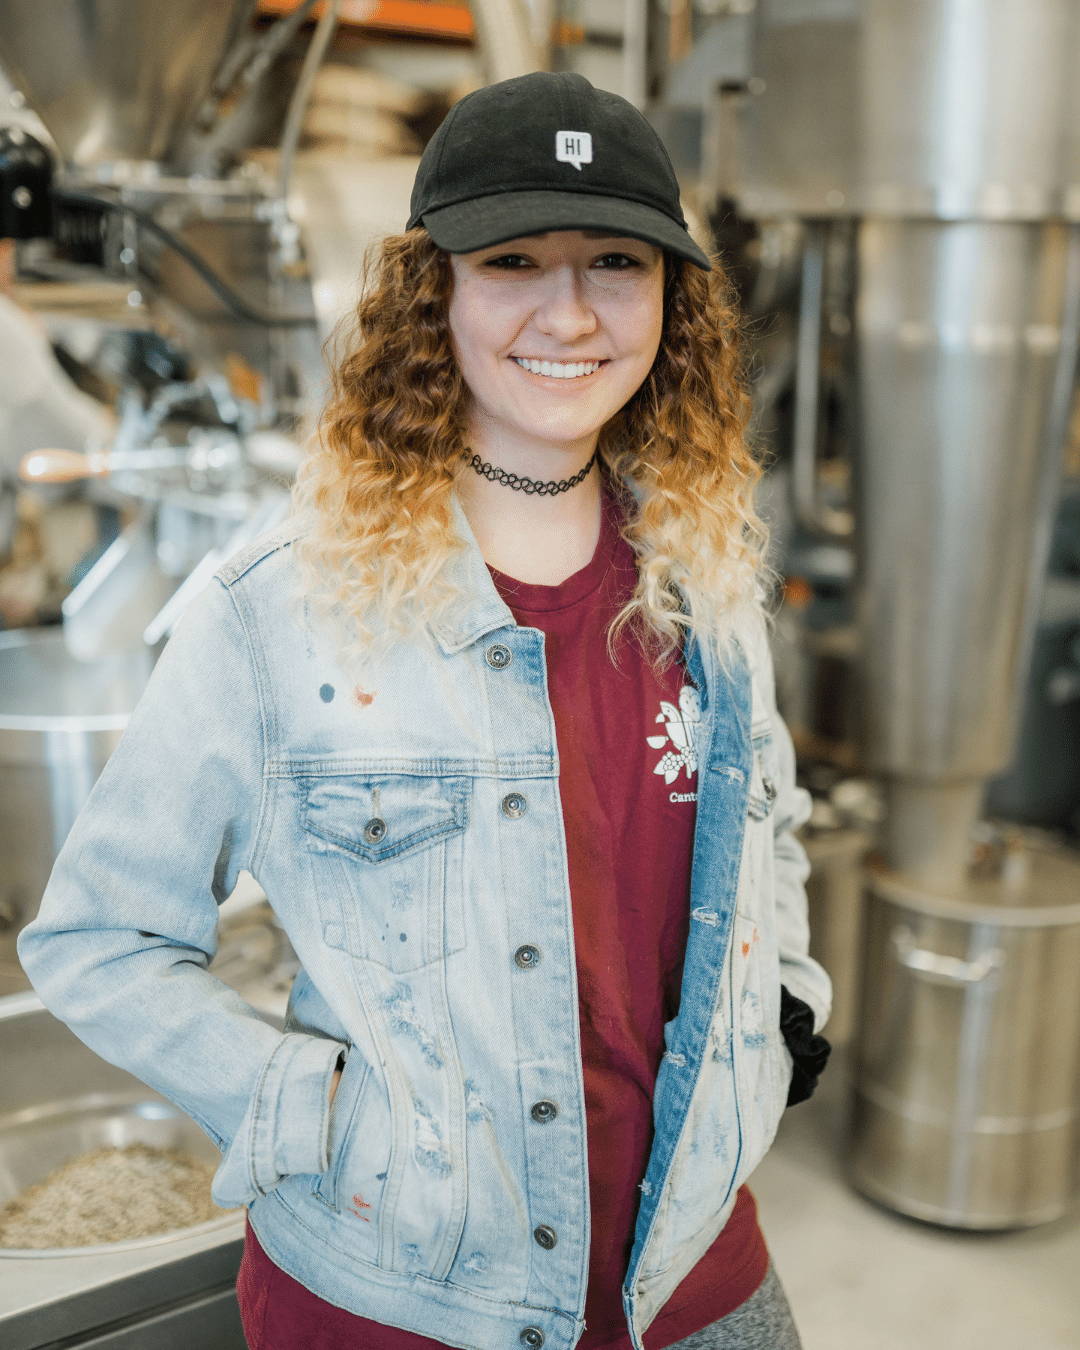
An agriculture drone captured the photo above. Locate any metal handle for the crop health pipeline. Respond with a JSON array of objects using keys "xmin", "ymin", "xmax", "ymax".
[
  {"xmin": 891, "ymin": 925, "xmax": 1002, "ymax": 986},
  {"xmin": 19, "ymin": 447, "xmax": 193, "ymax": 482}
]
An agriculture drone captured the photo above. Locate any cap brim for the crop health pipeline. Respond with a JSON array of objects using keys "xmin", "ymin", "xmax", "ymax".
[{"xmin": 419, "ymin": 190, "xmax": 712, "ymax": 271}]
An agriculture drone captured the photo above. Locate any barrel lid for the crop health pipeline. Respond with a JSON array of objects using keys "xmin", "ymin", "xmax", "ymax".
[{"xmin": 867, "ymin": 825, "xmax": 1080, "ymax": 927}]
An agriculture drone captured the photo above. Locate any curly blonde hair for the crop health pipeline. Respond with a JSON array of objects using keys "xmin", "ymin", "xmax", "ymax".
[{"xmin": 289, "ymin": 227, "xmax": 775, "ymax": 683}]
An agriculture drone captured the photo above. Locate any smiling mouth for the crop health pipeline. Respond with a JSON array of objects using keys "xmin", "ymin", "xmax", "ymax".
[{"xmin": 511, "ymin": 357, "xmax": 609, "ymax": 380}]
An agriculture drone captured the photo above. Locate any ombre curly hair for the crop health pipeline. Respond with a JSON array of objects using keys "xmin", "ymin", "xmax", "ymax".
[{"xmin": 289, "ymin": 227, "xmax": 776, "ymax": 682}]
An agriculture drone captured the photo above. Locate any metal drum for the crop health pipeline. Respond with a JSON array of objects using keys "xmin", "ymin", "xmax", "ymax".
[
  {"xmin": 849, "ymin": 830, "xmax": 1080, "ymax": 1228},
  {"xmin": 0, "ymin": 628, "xmax": 154, "ymax": 997}
]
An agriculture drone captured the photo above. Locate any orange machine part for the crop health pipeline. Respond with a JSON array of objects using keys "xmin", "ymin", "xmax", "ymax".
[{"xmin": 258, "ymin": 0, "xmax": 474, "ymax": 40}]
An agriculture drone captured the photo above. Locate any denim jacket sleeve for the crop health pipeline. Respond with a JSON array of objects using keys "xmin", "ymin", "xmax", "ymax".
[
  {"xmin": 16, "ymin": 576, "xmax": 348, "ymax": 1210},
  {"xmin": 745, "ymin": 606, "xmax": 833, "ymax": 1036}
]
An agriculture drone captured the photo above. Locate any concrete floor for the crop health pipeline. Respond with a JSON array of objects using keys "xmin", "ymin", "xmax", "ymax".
[{"xmin": 750, "ymin": 1045, "xmax": 1080, "ymax": 1350}]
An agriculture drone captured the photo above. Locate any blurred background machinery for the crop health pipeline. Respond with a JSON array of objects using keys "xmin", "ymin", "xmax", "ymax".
[
  {"xmin": 1, "ymin": 1, "xmax": 1079, "ymax": 1346},
  {"xmin": 641, "ymin": 0, "xmax": 1080, "ymax": 1236}
]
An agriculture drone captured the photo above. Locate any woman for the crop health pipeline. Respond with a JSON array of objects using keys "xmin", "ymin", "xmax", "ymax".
[{"xmin": 18, "ymin": 71, "xmax": 831, "ymax": 1350}]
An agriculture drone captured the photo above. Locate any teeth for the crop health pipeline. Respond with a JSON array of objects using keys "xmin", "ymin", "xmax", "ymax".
[{"xmin": 513, "ymin": 357, "xmax": 603, "ymax": 379}]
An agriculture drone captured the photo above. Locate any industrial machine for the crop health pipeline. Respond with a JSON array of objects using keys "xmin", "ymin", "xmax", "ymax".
[
  {"xmin": 641, "ymin": 0, "xmax": 1080, "ymax": 1228},
  {"xmin": 0, "ymin": 4, "xmax": 341, "ymax": 1343},
  {"xmin": 0, "ymin": 0, "xmax": 342, "ymax": 973}
]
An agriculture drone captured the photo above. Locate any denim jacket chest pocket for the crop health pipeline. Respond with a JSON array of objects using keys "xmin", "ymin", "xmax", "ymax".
[{"xmin": 298, "ymin": 772, "xmax": 471, "ymax": 974}]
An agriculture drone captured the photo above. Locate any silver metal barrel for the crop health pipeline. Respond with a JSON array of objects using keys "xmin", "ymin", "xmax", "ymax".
[{"xmin": 851, "ymin": 834, "xmax": 1080, "ymax": 1228}]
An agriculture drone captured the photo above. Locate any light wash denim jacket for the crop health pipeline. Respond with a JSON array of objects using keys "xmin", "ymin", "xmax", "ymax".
[{"xmin": 18, "ymin": 487, "xmax": 831, "ymax": 1350}]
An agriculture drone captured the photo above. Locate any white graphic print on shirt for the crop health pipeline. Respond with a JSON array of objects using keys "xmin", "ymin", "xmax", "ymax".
[{"xmin": 647, "ymin": 684, "xmax": 701, "ymax": 803}]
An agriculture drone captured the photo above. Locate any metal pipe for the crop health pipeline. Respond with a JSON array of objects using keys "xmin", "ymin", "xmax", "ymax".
[{"xmin": 277, "ymin": 0, "xmax": 342, "ymax": 206}]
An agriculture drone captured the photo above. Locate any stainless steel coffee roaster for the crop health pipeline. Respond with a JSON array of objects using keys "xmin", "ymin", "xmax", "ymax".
[
  {"xmin": 0, "ymin": 7, "xmax": 345, "ymax": 1342},
  {"xmin": 645, "ymin": 0, "xmax": 1080, "ymax": 1229},
  {"xmin": 0, "ymin": 0, "xmax": 347, "ymax": 988}
]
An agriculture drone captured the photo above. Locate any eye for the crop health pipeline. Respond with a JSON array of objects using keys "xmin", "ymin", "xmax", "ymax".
[
  {"xmin": 482, "ymin": 254, "xmax": 532, "ymax": 269},
  {"xmin": 594, "ymin": 252, "xmax": 643, "ymax": 269}
]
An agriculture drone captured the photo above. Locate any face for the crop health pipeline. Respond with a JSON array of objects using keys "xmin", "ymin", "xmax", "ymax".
[{"xmin": 446, "ymin": 229, "xmax": 665, "ymax": 470}]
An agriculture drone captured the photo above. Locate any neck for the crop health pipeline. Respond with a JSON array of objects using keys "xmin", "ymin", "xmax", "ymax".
[{"xmin": 454, "ymin": 451, "xmax": 606, "ymax": 584}]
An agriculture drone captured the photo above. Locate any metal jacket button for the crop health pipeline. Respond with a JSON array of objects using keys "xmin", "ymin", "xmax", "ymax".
[
  {"xmin": 514, "ymin": 944, "xmax": 540, "ymax": 969},
  {"xmin": 362, "ymin": 817, "xmax": 387, "ymax": 843},
  {"xmin": 501, "ymin": 792, "xmax": 527, "ymax": 818},
  {"xmin": 519, "ymin": 1329, "xmax": 545, "ymax": 1348},
  {"xmin": 530, "ymin": 1100, "xmax": 558, "ymax": 1123},
  {"xmin": 485, "ymin": 643, "xmax": 512, "ymax": 669},
  {"xmin": 533, "ymin": 1224, "xmax": 557, "ymax": 1249}
]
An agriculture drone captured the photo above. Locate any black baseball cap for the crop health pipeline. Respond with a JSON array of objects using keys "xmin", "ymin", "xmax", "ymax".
[{"xmin": 406, "ymin": 71, "xmax": 712, "ymax": 271}]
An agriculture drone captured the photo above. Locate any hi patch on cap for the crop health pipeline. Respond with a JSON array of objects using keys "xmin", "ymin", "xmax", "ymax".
[{"xmin": 556, "ymin": 131, "xmax": 593, "ymax": 172}]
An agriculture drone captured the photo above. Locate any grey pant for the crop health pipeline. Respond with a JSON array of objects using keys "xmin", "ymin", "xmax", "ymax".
[{"xmin": 663, "ymin": 1263, "xmax": 803, "ymax": 1350}]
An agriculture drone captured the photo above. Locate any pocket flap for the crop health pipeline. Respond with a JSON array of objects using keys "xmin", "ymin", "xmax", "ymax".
[{"xmin": 300, "ymin": 775, "xmax": 469, "ymax": 862}]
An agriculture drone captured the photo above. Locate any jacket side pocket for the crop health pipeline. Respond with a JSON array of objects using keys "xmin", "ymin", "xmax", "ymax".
[
  {"xmin": 311, "ymin": 1044, "xmax": 371, "ymax": 1212},
  {"xmin": 731, "ymin": 914, "xmax": 788, "ymax": 1183}
]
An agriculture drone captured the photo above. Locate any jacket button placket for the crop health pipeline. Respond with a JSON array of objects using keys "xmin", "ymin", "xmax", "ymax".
[{"xmin": 487, "ymin": 628, "xmax": 587, "ymax": 1339}]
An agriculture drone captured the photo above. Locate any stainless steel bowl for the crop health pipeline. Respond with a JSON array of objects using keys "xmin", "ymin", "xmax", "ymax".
[{"xmin": 0, "ymin": 991, "xmax": 238, "ymax": 1258}]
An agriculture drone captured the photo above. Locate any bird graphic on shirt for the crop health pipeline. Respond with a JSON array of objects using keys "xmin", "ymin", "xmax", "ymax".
[{"xmin": 647, "ymin": 684, "xmax": 702, "ymax": 783}]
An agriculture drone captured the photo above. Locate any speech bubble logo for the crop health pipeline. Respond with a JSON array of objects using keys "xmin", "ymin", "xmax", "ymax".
[{"xmin": 555, "ymin": 130, "xmax": 593, "ymax": 172}]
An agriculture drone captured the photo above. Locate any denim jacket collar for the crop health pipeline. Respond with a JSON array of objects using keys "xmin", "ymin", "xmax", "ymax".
[
  {"xmin": 427, "ymin": 478, "xmax": 700, "ymax": 670},
  {"xmin": 425, "ymin": 490, "xmax": 520, "ymax": 655}
]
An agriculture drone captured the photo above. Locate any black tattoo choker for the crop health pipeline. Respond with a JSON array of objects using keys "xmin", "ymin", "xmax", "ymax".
[{"xmin": 462, "ymin": 449, "xmax": 597, "ymax": 496}]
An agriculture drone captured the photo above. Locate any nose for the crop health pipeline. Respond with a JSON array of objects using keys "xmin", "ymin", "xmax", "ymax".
[{"xmin": 533, "ymin": 265, "xmax": 599, "ymax": 343}]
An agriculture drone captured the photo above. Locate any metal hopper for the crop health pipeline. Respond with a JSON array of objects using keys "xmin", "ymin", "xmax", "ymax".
[{"xmin": 0, "ymin": 0, "xmax": 254, "ymax": 168}]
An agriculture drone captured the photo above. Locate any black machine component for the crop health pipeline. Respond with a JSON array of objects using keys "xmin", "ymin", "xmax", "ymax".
[{"xmin": 0, "ymin": 126, "xmax": 53, "ymax": 239}]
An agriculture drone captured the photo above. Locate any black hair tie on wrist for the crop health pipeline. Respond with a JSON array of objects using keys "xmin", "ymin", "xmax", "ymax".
[{"xmin": 779, "ymin": 984, "xmax": 832, "ymax": 1107}]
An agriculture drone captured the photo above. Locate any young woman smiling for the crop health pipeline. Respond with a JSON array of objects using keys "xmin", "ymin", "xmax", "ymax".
[
  {"xmin": 446, "ymin": 226, "xmax": 664, "ymax": 586},
  {"xmin": 19, "ymin": 71, "xmax": 831, "ymax": 1350}
]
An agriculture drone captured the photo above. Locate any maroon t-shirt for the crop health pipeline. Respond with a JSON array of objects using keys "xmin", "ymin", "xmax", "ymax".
[{"xmin": 237, "ymin": 480, "xmax": 768, "ymax": 1349}]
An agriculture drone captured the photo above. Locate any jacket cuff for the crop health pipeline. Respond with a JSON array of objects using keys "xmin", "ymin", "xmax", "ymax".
[
  {"xmin": 211, "ymin": 1033, "xmax": 348, "ymax": 1208},
  {"xmin": 779, "ymin": 983, "xmax": 832, "ymax": 1107}
]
